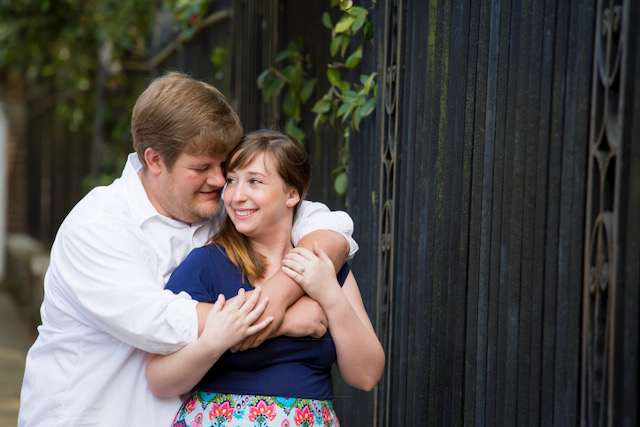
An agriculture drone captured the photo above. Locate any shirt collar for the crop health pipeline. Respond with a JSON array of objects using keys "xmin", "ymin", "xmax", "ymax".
[
  {"xmin": 120, "ymin": 153, "xmax": 180, "ymax": 228},
  {"xmin": 121, "ymin": 153, "xmax": 214, "ymax": 231}
]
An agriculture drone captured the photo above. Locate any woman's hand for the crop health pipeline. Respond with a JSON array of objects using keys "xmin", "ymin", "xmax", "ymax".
[{"xmin": 281, "ymin": 242, "xmax": 341, "ymax": 309}]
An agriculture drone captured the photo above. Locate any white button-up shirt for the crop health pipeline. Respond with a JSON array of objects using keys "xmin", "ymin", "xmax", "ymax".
[{"xmin": 19, "ymin": 153, "xmax": 357, "ymax": 427}]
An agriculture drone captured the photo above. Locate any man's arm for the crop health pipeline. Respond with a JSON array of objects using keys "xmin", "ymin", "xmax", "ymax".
[{"xmin": 232, "ymin": 230, "xmax": 350, "ymax": 350}]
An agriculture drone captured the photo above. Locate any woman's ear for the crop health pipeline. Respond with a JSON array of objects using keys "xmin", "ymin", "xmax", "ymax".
[
  {"xmin": 144, "ymin": 148, "xmax": 164, "ymax": 176},
  {"xmin": 287, "ymin": 189, "xmax": 301, "ymax": 207}
]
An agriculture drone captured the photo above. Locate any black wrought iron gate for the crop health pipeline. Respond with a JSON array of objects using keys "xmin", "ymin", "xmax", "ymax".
[
  {"xmin": 152, "ymin": 1, "xmax": 640, "ymax": 424},
  {"xmin": 342, "ymin": 0, "xmax": 640, "ymax": 425}
]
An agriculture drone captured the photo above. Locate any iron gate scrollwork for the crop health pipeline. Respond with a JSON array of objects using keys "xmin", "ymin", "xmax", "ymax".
[
  {"xmin": 582, "ymin": 0, "xmax": 624, "ymax": 425},
  {"xmin": 376, "ymin": 0, "xmax": 401, "ymax": 425}
]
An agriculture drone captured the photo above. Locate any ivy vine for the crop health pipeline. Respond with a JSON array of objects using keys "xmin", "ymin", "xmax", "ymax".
[{"xmin": 256, "ymin": 0, "xmax": 377, "ymax": 196}]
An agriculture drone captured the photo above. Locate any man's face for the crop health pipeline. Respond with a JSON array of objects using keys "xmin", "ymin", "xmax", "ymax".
[{"xmin": 156, "ymin": 151, "xmax": 228, "ymax": 224}]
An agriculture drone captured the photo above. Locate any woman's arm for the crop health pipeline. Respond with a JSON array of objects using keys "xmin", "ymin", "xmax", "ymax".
[
  {"xmin": 282, "ymin": 244, "xmax": 385, "ymax": 391},
  {"xmin": 234, "ymin": 229, "xmax": 349, "ymax": 350},
  {"xmin": 146, "ymin": 288, "xmax": 272, "ymax": 398}
]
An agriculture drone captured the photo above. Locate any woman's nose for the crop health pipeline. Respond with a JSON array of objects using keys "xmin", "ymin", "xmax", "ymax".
[{"xmin": 231, "ymin": 182, "xmax": 247, "ymax": 202}]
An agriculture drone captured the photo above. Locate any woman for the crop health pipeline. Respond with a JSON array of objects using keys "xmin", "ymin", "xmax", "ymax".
[{"xmin": 146, "ymin": 130, "xmax": 385, "ymax": 426}]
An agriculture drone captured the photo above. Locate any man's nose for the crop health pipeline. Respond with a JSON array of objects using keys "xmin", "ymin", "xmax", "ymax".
[{"xmin": 206, "ymin": 168, "xmax": 225, "ymax": 188}]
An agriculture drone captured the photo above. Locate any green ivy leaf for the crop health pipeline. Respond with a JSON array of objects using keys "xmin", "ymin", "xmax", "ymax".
[
  {"xmin": 345, "ymin": 45, "xmax": 362, "ymax": 68},
  {"xmin": 334, "ymin": 172, "xmax": 348, "ymax": 195},
  {"xmin": 312, "ymin": 97, "xmax": 332, "ymax": 113},
  {"xmin": 277, "ymin": 41, "xmax": 299, "ymax": 62},
  {"xmin": 330, "ymin": 35, "xmax": 343, "ymax": 57},
  {"xmin": 281, "ymin": 65, "xmax": 294, "ymax": 81},
  {"xmin": 363, "ymin": 19, "xmax": 374, "ymax": 41},
  {"xmin": 360, "ymin": 96, "xmax": 377, "ymax": 117},
  {"xmin": 283, "ymin": 90, "xmax": 296, "ymax": 117},
  {"xmin": 353, "ymin": 106, "xmax": 363, "ymax": 131},
  {"xmin": 300, "ymin": 78, "xmax": 317, "ymax": 103},
  {"xmin": 313, "ymin": 113, "xmax": 326, "ymax": 130},
  {"xmin": 337, "ymin": 101, "xmax": 354, "ymax": 119},
  {"xmin": 285, "ymin": 119, "xmax": 306, "ymax": 145},
  {"xmin": 327, "ymin": 67, "xmax": 341, "ymax": 86},
  {"xmin": 334, "ymin": 15, "xmax": 355, "ymax": 33},
  {"xmin": 289, "ymin": 62, "xmax": 304, "ymax": 90},
  {"xmin": 339, "ymin": 0, "xmax": 354, "ymax": 10},
  {"xmin": 349, "ymin": 6, "xmax": 369, "ymax": 18},
  {"xmin": 257, "ymin": 69, "xmax": 270, "ymax": 89},
  {"xmin": 262, "ymin": 77, "xmax": 283, "ymax": 100},
  {"xmin": 360, "ymin": 72, "xmax": 377, "ymax": 92},
  {"xmin": 322, "ymin": 12, "xmax": 333, "ymax": 29},
  {"xmin": 339, "ymin": 35, "xmax": 351, "ymax": 57},
  {"xmin": 343, "ymin": 90, "xmax": 359, "ymax": 102},
  {"xmin": 352, "ymin": 14, "xmax": 366, "ymax": 32}
]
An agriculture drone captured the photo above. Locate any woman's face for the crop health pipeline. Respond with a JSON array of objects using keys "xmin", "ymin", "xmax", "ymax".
[{"xmin": 223, "ymin": 151, "xmax": 299, "ymax": 240}]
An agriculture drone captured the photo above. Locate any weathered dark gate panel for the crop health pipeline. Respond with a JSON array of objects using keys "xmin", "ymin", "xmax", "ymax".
[
  {"xmin": 346, "ymin": 0, "xmax": 637, "ymax": 425},
  {"xmin": 72, "ymin": 1, "xmax": 637, "ymax": 425},
  {"xmin": 582, "ymin": 0, "xmax": 640, "ymax": 425}
]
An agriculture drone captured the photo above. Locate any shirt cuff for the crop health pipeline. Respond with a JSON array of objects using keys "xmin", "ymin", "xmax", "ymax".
[
  {"xmin": 151, "ymin": 294, "xmax": 199, "ymax": 355},
  {"xmin": 292, "ymin": 206, "xmax": 359, "ymax": 259}
]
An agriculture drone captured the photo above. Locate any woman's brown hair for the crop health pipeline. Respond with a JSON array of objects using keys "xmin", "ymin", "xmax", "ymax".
[{"xmin": 211, "ymin": 130, "xmax": 311, "ymax": 284}]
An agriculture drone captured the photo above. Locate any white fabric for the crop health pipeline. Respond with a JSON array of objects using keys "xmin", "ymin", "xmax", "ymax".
[{"xmin": 19, "ymin": 153, "xmax": 357, "ymax": 427}]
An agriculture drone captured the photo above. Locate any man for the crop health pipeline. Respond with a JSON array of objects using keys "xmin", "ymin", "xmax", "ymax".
[{"xmin": 18, "ymin": 72, "xmax": 357, "ymax": 426}]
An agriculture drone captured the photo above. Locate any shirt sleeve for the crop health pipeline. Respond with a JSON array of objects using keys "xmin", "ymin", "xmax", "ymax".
[
  {"xmin": 292, "ymin": 200, "xmax": 359, "ymax": 259},
  {"xmin": 165, "ymin": 247, "xmax": 217, "ymax": 302},
  {"xmin": 46, "ymin": 220, "xmax": 198, "ymax": 355}
]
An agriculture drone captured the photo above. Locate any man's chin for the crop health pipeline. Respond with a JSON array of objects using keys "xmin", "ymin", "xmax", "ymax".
[{"xmin": 193, "ymin": 202, "xmax": 222, "ymax": 221}]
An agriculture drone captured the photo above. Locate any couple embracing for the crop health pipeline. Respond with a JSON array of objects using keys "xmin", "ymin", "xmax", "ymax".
[{"xmin": 19, "ymin": 72, "xmax": 384, "ymax": 426}]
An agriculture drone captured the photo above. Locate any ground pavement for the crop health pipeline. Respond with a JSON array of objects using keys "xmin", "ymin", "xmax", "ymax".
[{"xmin": 0, "ymin": 290, "xmax": 36, "ymax": 426}]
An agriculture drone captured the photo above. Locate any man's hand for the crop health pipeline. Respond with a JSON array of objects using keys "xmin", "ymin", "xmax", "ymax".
[
  {"xmin": 275, "ymin": 296, "xmax": 328, "ymax": 338},
  {"xmin": 234, "ymin": 230, "xmax": 349, "ymax": 351},
  {"xmin": 230, "ymin": 271, "xmax": 301, "ymax": 351}
]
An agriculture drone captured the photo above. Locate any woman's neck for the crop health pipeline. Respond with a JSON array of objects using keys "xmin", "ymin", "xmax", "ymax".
[{"xmin": 249, "ymin": 228, "xmax": 294, "ymax": 284}]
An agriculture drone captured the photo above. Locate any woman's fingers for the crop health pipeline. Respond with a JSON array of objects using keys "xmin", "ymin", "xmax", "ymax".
[
  {"xmin": 282, "ymin": 264, "xmax": 305, "ymax": 282},
  {"xmin": 212, "ymin": 293, "xmax": 225, "ymax": 311},
  {"xmin": 246, "ymin": 315, "xmax": 273, "ymax": 336},
  {"xmin": 313, "ymin": 241, "xmax": 332, "ymax": 263}
]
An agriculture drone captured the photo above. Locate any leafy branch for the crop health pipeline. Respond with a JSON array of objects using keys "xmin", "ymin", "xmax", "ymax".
[
  {"xmin": 255, "ymin": 0, "xmax": 377, "ymax": 195},
  {"xmin": 312, "ymin": 1, "xmax": 377, "ymax": 195},
  {"xmin": 257, "ymin": 39, "xmax": 317, "ymax": 145}
]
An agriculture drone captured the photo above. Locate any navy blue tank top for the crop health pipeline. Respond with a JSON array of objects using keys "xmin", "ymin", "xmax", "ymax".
[{"xmin": 166, "ymin": 244, "xmax": 350, "ymax": 400}]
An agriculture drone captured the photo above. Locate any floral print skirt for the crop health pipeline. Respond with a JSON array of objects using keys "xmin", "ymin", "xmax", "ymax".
[{"xmin": 172, "ymin": 391, "xmax": 340, "ymax": 427}]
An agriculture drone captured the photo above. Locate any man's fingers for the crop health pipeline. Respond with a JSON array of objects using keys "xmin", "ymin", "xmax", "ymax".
[{"xmin": 239, "ymin": 336, "xmax": 258, "ymax": 351}]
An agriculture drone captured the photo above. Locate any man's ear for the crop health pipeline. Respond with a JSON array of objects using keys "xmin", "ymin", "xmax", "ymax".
[{"xmin": 143, "ymin": 148, "xmax": 164, "ymax": 176}]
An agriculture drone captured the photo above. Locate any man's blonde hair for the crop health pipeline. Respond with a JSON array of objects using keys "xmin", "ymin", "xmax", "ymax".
[{"xmin": 131, "ymin": 71, "xmax": 243, "ymax": 170}]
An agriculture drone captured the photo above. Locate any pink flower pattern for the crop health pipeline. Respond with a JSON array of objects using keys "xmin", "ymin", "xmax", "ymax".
[
  {"xmin": 321, "ymin": 406, "xmax": 334, "ymax": 426},
  {"xmin": 209, "ymin": 400, "xmax": 234, "ymax": 424},
  {"xmin": 248, "ymin": 399, "xmax": 277, "ymax": 424},
  {"xmin": 190, "ymin": 412, "xmax": 203, "ymax": 427},
  {"xmin": 185, "ymin": 399, "xmax": 196, "ymax": 414},
  {"xmin": 293, "ymin": 404, "xmax": 314, "ymax": 427}
]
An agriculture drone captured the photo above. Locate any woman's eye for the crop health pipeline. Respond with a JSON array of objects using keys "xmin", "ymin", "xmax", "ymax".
[
  {"xmin": 226, "ymin": 178, "xmax": 236, "ymax": 184},
  {"xmin": 250, "ymin": 179, "xmax": 261, "ymax": 184}
]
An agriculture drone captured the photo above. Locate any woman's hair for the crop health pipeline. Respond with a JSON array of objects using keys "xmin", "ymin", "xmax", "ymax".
[
  {"xmin": 211, "ymin": 129, "xmax": 311, "ymax": 284},
  {"xmin": 131, "ymin": 71, "xmax": 243, "ymax": 170}
]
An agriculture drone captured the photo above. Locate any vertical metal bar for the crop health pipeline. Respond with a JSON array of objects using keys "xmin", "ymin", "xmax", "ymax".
[
  {"xmin": 582, "ymin": 0, "xmax": 624, "ymax": 425},
  {"xmin": 375, "ymin": 0, "xmax": 401, "ymax": 425}
]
